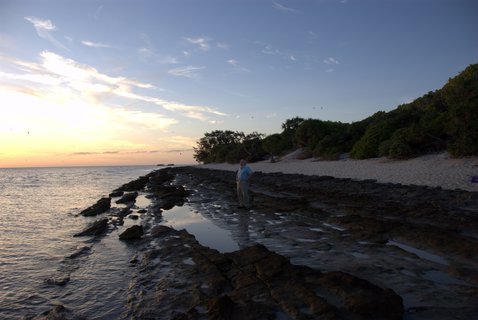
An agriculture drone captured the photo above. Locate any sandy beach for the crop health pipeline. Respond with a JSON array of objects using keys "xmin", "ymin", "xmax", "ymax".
[{"xmin": 200, "ymin": 151, "xmax": 478, "ymax": 192}]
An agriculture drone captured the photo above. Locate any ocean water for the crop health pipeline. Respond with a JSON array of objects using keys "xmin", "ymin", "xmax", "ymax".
[{"xmin": 0, "ymin": 166, "xmax": 157, "ymax": 320}]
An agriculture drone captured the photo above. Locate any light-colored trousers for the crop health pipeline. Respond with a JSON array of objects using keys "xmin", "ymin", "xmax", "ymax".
[{"xmin": 236, "ymin": 180, "xmax": 250, "ymax": 208}]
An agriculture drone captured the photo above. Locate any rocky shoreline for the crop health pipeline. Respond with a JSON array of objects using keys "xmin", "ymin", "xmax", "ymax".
[{"xmin": 31, "ymin": 166, "xmax": 478, "ymax": 320}]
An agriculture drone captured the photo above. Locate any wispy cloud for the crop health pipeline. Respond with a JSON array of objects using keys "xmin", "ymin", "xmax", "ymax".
[
  {"xmin": 24, "ymin": 16, "xmax": 68, "ymax": 51},
  {"xmin": 168, "ymin": 65, "xmax": 205, "ymax": 78},
  {"xmin": 272, "ymin": 1, "xmax": 299, "ymax": 13},
  {"xmin": 81, "ymin": 40, "xmax": 112, "ymax": 48},
  {"xmin": 185, "ymin": 37, "xmax": 210, "ymax": 51},
  {"xmin": 227, "ymin": 59, "xmax": 250, "ymax": 72},
  {"xmin": 324, "ymin": 57, "xmax": 340, "ymax": 65},
  {"xmin": 260, "ymin": 43, "xmax": 298, "ymax": 62},
  {"xmin": 323, "ymin": 57, "xmax": 340, "ymax": 72}
]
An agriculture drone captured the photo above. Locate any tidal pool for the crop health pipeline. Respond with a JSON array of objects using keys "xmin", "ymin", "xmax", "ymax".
[{"xmin": 160, "ymin": 205, "xmax": 239, "ymax": 253}]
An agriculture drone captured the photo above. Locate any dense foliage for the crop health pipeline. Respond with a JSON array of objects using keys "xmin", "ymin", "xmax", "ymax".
[
  {"xmin": 193, "ymin": 130, "xmax": 266, "ymax": 163},
  {"xmin": 193, "ymin": 63, "xmax": 478, "ymax": 163}
]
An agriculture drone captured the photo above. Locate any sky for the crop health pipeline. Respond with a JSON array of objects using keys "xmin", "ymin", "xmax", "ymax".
[{"xmin": 0, "ymin": 0, "xmax": 477, "ymax": 168}]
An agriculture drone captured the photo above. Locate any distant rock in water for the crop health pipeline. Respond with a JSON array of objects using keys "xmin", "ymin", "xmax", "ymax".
[
  {"xmin": 74, "ymin": 218, "xmax": 108, "ymax": 237},
  {"xmin": 119, "ymin": 225, "xmax": 144, "ymax": 240},
  {"xmin": 45, "ymin": 276, "xmax": 70, "ymax": 286},
  {"xmin": 115, "ymin": 191, "xmax": 138, "ymax": 204},
  {"xmin": 79, "ymin": 197, "xmax": 111, "ymax": 216}
]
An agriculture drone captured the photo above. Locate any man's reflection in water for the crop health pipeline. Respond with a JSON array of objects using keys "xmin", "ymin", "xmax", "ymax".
[{"xmin": 238, "ymin": 210, "xmax": 250, "ymax": 249}]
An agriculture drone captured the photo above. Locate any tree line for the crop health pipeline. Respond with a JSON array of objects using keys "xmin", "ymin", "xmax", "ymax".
[{"xmin": 194, "ymin": 63, "xmax": 478, "ymax": 164}]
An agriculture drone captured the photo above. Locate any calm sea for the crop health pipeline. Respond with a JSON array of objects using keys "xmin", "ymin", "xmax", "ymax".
[{"xmin": 0, "ymin": 166, "xmax": 157, "ymax": 320}]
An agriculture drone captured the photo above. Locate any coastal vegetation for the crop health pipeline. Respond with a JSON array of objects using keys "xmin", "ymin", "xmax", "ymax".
[{"xmin": 194, "ymin": 63, "xmax": 478, "ymax": 163}]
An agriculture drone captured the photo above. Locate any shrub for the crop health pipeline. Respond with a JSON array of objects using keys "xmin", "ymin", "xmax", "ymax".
[
  {"xmin": 378, "ymin": 139, "xmax": 392, "ymax": 157},
  {"xmin": 313, "ymin": 133, "xmax": 349, "ymax": 159},
  {"xmin": 350, "ymin": 120, "xmax": 394, "ymax": 159}
]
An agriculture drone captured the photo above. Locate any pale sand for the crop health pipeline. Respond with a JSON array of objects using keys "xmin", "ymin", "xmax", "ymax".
[{"xmin": 198, "ymin": 152, "xmax": 478, "ymax": 192}]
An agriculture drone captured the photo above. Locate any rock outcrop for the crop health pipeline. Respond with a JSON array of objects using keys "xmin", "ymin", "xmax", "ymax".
[
  {"xmin": 119, "ymin": 225, "xmax": 144, "ymax": 240},
  {"xmin": 73, "ymin": 218, "xmax": 108, "ymax": 237},
  {"xmin": 124, "ymin": 226, "xmax": 403, "ymax": 320},
  {"xmin": 79, "ymin": 197, "xmax": 110, "ymax": 217}
]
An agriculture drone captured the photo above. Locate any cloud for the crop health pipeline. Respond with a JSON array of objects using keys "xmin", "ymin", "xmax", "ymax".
[
  {"xmin": 185, "ymin": 37, "xmax": 210, "ymax": 51},
  {"xmin": 259, "ymin": 43, "xmax": 297, "ymax": 62},
  {"xmin": 0, "ymin": 52, "xmax": 224, "ymax": 123},
  {"xmin": 227, "ymin": 59, "xmax": 250, "ymax": 72},
  {"xmin": 24, "ymin": 16, "xmax": 68, "ymax": 50},
  {"xmin": 81, "ymin": 40, "xmax": 112, "ymax": 48},
  {"xmin": 168, "ymin": 65, "xmax": 205, "ymax": 78},
  {"xmin": 71, "ymin": 149, "xmax": 158, "ymax": 156},
  {"xmin": 324, "ymin": 57, "xmax": 340, "ymax": 65},
  {"xmin": 272, "ymin": 1, "xmax": 299, "ymax": 13}
]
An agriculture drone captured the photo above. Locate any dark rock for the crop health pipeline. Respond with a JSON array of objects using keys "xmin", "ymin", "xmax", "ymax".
[
  {"xmin": 128, "ymin": 214, "xmax": 139, "ymax": 220},
  {"xmin": 151, "ymin": 225, "xmax": 173, "ymax": 237},
  {"xmin": 148, "ymin": 170, "xmax": 175, "ymax": 192},
  {"xmin": 207, "ymin": 295, "xmax": 234, "ymax": 319},
  {"xmin": 119, "ymin": 225, "xmax": 144, "ymax": 240},
  {"xmin": 116, "ymin": 191, "xmax": 138, "ymax": 204},
  {"xmin": 114, "ymin": 172, "xmax": 155, "ymax": 192},
  {"xmin": 110, "ymin": 205, "xmax": 132, "ymax": 219},
  {"xmin": 74, "ymin": 218, "xmax": 108, "ymax": 237},
  {"xmin": 137, "ymin": 209, "xmax": 147, "ymax": 214},
  {"xmin": 156, "ymin": 185, "xmax": 189, "ymax": 210},
  {"xmin": 316, "ymin": 271, "xmax": 404, "ymax": 320},
  {"xmin": 79, "ymin": 197, "xmax": 110, "ymax": 216},
  {"xmin": 45, "ymin": 276, "xmax": 70, "ymax": 286},
  {"xmin": 109, "ymin": 190, "xmax": 123, "ymax": 198}
]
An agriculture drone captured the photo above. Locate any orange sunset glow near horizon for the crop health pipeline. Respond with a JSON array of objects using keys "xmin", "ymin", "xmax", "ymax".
[{"xmin": 0, "ymin": 51, "xmax": 207, "ymax": 168}]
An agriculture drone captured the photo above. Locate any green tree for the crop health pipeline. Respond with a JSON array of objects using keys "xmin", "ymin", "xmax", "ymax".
[
  {"xmin": 193, "ymin": 130, "xmax": 243, "ymax": 163},
  {"xmin": 280, "ymin": 117, "xmax": 304, "ymax": 150},
  {"xmin": 262, "ymin": 133, "xmax": 285, "ymax": 161},
  {"xmin": 350, "ymin": 120, "xmax": 395, "ymax": 159}
]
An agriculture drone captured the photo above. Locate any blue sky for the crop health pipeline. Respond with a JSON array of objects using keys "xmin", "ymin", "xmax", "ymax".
[{"xmin": 0, "ymin": 0, "xmax": 477, "ymax": 167}]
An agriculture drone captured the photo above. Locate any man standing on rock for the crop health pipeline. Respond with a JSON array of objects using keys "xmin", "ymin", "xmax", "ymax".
[{"xmin": 236, "ymin": 159, "xmax": 253, "ymax": 209}]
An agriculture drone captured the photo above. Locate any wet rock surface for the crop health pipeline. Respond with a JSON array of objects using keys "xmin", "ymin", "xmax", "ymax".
[
  {"xmin": 124, "ymin": 228, "xmax": 403, "ymax": 320},
  {"xmin": 162, "ymin": 166, "xmax": 478, "ymax": 320},
  {"xmin": 35, "ymin": 166, "xmax": 478, "ymax": 319}
]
